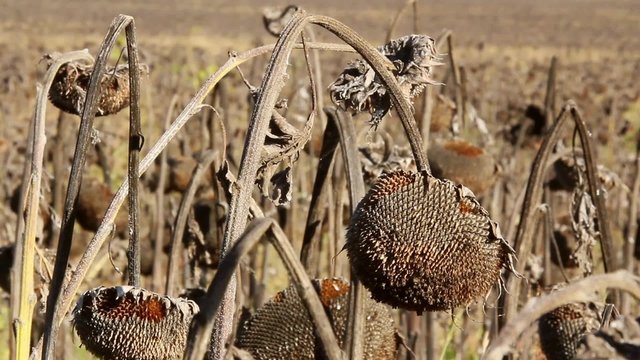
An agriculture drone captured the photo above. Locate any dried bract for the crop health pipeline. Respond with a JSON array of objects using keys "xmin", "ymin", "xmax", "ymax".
[
  {"xmin": 345, "ymin": 170, "xmax": 516, "ymax": 312},
  {"xmin": 330, "ymin": 35, "xmax": 440, "ymax": 127},
  {"xmin": 570, "ymin": 186, "xmax": 598, "ymax": 276},
  {"xmin": 73, "ymin": 286, "xmax": 199, "ymax": 360},
  {"xmin": 47, "ymin": 56, "xmax": 132, "ymax": 117},
  {"xmin": 236, "ymin": 278, "xmax": 397, "ymax": 360}
]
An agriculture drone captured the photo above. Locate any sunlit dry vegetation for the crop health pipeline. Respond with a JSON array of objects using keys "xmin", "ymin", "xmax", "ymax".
[{"xmin": 1, "ymin": 1, "xmax": 640, "ymax": 359}]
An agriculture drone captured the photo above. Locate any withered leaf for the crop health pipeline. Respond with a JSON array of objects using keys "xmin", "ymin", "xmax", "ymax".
[
  {"xmin": 216, "ymin": 159, "xmax": 237, "ymax": 203},
  {"xmin": 269, "ymin": 166, "xmax": 293, "ymax": 206},
  {"xmin": 570, "ymin": 187, "xmax": 598, "ymax": 276},
  {"xmin": 256, "ymin": 108, "xmax": 313, "ymax": 206},
  {"xmin": 329, "ymin": 35, "xmax": 441, "ymax": 128}
]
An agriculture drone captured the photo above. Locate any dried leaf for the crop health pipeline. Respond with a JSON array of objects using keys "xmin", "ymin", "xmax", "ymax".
[
  {"xmin": 255, "ymin": 109, "xmax": 313, "ymax": 206},
  {"xmin": 329, "ymin": 35, "xmax": 441, "ymax": 128},
  {"xmin": 269, "ymin": 166, "xmax": 293, "ymax": 206},
  {"xmin": 570, "ymin": 186, "xmax": 598, "ymax": 276},
  {"xmin": 216, "ymin": 159, "xmax": 237, "ymax": 203}
]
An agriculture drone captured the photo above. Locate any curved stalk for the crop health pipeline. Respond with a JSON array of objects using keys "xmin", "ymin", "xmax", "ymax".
[
  {"xmin": 487, "ymin": 271, "xmax": 640, "ymax": 360},
  {"xmin": 14, "ymin": 49, "xmax": 93, "ymax": 360},
  {"xmin": 501, "ymin": 101, "xmax": 617, "ymax": 330},
  {"xmin": 41, "ymin": 15, "xmax": 130, "ymax": 358},
  {"xmin": 311, "ymin": 15, "xmax": 430, "ymax": 173}
]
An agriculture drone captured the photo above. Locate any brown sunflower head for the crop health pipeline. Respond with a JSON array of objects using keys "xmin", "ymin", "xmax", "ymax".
[
  {"xmin": 47, "ymin": 56, "xmax": 133, "ymax": 117},
  {"xmin": 73, "ymin": 286, "xmax": 199, "ymax": 360},
  {"xmin": 428, "ymin": 139, "xmax": 498, "ymax": 195},
  {"xmin": 538, "ymin": 302, "xmax": 603, "ymax": 360},
  {"xmin": 236, "ymin": 278, "xmax": 397, "ymax": 360},
  {"xmin": 76, "ymin": 177, "xmax": 128, "ymax": 234},
  {"xmin": 345, "ymin": 170, "xmax": 516, "ymax": 313}
]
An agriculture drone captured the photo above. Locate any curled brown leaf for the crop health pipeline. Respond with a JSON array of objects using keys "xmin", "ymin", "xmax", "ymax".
[
  {"xmin": 329, "ymin": 34, "xmax": 441, "ymax": 128},
  {"xmin": 256, "ymin": 107, "xmax": 314, "ymax": 206}
]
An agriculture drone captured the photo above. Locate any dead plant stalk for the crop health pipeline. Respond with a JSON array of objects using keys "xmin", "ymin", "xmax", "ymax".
[
  {"xmin": 501, "ymin": 101, "xmax": 617, "ymax": 330},
  {"xmin": 211, "ymin": 9, "xmax": 430, "ymax": 360},
  {"xmin": 486, "ymin": 270, "xmax": 640, "ymax": 360},
  {"xmin": 14, "ymin": 49, "xmax": 94, "ymax": 360},
  {"xmin": 32, "ymin": 35, "xmax": 357, "ymax": 359}
]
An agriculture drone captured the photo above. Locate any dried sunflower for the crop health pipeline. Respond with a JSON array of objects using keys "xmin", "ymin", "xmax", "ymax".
[
  {"xmin": 73, "ymin": 286, "xmax": 199, "ymax": 360},
  {"xmin": 345, "ymin": 170, "xmax": 516, "ymax": 313},
  {"xmin": 236, "ymin": 278, "xmax": 397, "ymax": 360},
  {"xmin": 46, "ymin": 56, "xmax": 134, "ymax": 117},
  {"xmin": 330, "ymin": 35, "xmax": 441, "ymax": 128}
]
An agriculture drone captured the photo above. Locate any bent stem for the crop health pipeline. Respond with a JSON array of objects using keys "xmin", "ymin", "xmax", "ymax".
[
  {"xmin": 185, "ymin": 216, "xmax": 343, "ymax": 360},
  {"xmin": 212, "ymin": 9, "xmax": 430, "ymax": 359},
  {"xmin": 569, "ymin": 105, "xmax": 615, "ymax": 276},
  {"xmin": 33, "ymin": 32, "xmax": 358, "ymax": 358},
  {"xmin": 487, "ymin": 270, "xmax": 640, "ymax": 360},
  {"xmin": 211, "ymin": 11, "xmax": 316, "ymax": 359},
  {"xmin": 311, "ymin": 15, "xmax": 429, "ymax": 172},
  {"xmin": 41, "ymin": 14, "xmax": 130, "ymax": 359},
  {"xmin": 500, "ymin": 101, "xmax": 616, "ymax": 330},
  {"xmin": 14, "ymin": 49, "xmax": 93, "ymax": 360},
  {"xmin": 185, "ymin": 218, "xmax": 274, "ymax": 359}
]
